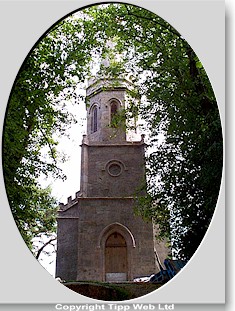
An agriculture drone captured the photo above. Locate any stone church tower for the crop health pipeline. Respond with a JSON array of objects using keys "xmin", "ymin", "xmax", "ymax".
[{"xmin": 56, "ymin": 71, "xmax": 168, "ymax": 282}]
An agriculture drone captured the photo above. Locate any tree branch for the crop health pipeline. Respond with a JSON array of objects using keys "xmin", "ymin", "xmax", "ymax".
[{"xmin": 36, "ymin": 237, "xmax": 57, "ymax": 260}]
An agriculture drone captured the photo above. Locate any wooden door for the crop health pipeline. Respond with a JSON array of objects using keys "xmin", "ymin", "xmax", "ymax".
[{"xmin": 105, "ymin": 232, "xmax": 127, "ymax": 281}]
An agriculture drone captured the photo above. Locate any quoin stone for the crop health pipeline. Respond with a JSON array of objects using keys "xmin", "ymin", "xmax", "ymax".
[{"xmin": 55, "ymin": 67, "xmax": 168, "ymax": 282}]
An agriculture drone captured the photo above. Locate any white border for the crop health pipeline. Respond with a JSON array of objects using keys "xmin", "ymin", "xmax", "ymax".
[{"xmin": 0, "ymin": 0, "xmax": 225, "ymax": 305}]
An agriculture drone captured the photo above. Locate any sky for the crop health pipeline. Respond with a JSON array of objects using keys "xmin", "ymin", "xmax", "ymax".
[{"xmin": 40, "ymin": 96, "xmax": 87, "ymax": 205}]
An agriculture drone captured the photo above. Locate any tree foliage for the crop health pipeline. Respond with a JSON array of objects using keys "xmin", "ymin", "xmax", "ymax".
[{"xmin": 2, "ymin": 3, "xmax": 223, "ymax": 261}]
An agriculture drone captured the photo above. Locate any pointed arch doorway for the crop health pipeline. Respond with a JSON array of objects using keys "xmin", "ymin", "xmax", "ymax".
[
  {"xmin": 105, "ymin": 232, "xmax": 127, "ymax": 282},
  {"xmin": 98, "ymin": 222, "xmax": 136, "ymax": 282}
]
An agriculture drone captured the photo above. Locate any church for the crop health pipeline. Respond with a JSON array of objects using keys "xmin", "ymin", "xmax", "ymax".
[{"xmin": 55, "ymin": 67, "xmax": 168, "ymax": 282}]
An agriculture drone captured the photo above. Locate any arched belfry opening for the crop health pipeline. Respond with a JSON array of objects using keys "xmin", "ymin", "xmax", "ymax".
[
  {"xmin": 110, "ymin": 100, "xmax": 119, "ymax": 126},
  {"xmin": 91, "ymin": 104, "xmax": 98, "ymax": 133}
]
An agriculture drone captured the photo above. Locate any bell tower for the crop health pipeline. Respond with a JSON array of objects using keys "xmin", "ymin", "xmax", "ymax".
[
  {"xmin": 79, "ymin": 77, "xmax": 146, "ymax": 199},
  {"xmin": 56, "ymin": 72, "xmax": 169, "ymax": 282},
  {"xmin": 86, "ymin": 78, "xmax": 127, "ymax": 142}
]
